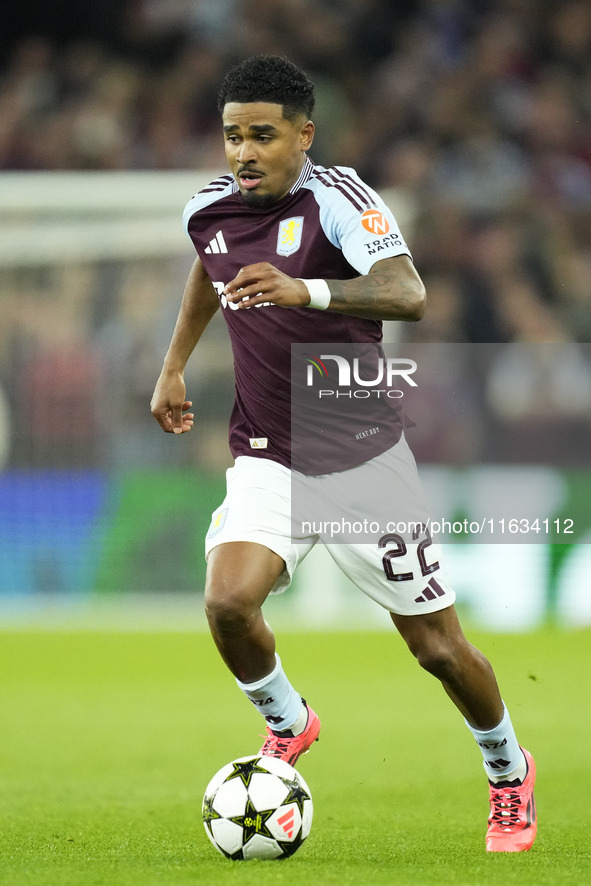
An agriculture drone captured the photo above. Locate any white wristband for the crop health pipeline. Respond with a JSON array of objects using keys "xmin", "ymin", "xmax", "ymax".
[{"xmin": 299, "ymin": 278, "xmax": 331, "ymax": 310}]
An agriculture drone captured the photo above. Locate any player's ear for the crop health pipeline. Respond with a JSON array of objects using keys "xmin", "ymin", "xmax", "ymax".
[{"xmin": 300, "ymin": 119, "xmax": 315, "ymax": 151}]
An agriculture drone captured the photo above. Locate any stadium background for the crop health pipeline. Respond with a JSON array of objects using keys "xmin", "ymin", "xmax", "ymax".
[
  {"xmin": 1, "ymin": 0, "xmax": 591, "ymax": 631},
  {"xmin": 1, "ymin": 5, "xmax": 591, "ymax": 886}
]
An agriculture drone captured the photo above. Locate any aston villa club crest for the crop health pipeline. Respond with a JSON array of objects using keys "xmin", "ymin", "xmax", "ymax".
[
  {"xmin": 277, "ymin": 217, "xmax": 303, "ymax": 256},
  {"xmin": 207, "ymin": 507, "xmax": 228, "ymax": 538}
]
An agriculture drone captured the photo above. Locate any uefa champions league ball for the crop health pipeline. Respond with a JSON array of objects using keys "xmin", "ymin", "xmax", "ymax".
[{"xmin": 202, "ymin": 755, "xmax": 313, "ymax": 860}]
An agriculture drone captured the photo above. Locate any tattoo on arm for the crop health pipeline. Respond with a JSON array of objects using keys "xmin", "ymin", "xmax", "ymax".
[{"xmin": 326, "ymin": 256, "xmax": 426, "ymax": 321}]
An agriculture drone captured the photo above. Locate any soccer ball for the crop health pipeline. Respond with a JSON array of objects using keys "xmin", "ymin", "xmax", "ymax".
[{"xmin": 202, "ymin": 755, "xmax": 313, "ymax": 860}]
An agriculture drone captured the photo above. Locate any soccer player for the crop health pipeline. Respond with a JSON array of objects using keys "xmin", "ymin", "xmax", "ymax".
[{"xmin": 151, "ymin": 55, "xmax": 536, "ymax": 853}]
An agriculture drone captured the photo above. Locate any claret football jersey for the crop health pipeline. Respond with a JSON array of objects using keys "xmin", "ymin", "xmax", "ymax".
[{"xmin": 183, "ymin": 157, "xmax": 412, "ymax": 474}]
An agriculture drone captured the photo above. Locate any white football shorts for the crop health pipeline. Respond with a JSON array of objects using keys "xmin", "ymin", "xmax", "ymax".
[{"xmin": 204, "ymin": 435, "xmax": 456, "ymax": 616}]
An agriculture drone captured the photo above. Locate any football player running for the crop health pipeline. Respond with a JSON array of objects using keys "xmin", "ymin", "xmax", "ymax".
[{"xmin": 151, "ymin": 56, "xmax": 536, "ymax": 853}]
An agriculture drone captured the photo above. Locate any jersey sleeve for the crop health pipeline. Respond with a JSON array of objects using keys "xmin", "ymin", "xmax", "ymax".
[
  {"xmin": 182, "ymin": 176, "xmax": 235, "ymax": 239},
  {"xmin": 312, "ymin": 167, "xmax": 411, "ymax": 277}
]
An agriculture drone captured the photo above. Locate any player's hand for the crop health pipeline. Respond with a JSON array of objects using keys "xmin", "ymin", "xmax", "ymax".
[
  {"xmin": 224, "ymin": 263, "xmax": 310, "ymax": 309},
  {"xmin": 150, "ymin": 370, "xmax": 194, "ymax": 434}
]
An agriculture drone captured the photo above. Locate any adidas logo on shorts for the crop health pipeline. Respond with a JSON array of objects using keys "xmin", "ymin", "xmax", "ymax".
[
  {"xmin": 205, "ymin": 231, "xmax": 228, "ymax": 254},
  {"xmin": 414, "ymin": 577, "xmax": 446, "ymax": 603}
]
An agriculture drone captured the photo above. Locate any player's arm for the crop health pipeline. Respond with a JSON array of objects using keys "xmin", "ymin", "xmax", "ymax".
[
  {"xmin": 223, "ymin": 255, "xmax": 425, "ymax": 321},
  {"xmin": 322, "ymin": 255, "xmax": 425, "ymax": 321},
  {"xmin": 151, "ymin": 256, "xmax": 219, "ymax": 434}
]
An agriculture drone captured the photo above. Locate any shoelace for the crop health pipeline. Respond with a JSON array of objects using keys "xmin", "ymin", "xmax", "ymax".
[
  {"xmin": 259, "ymin": 732, "xmax": 294, "ymax": 755},
  {"xmin": 489, "ymin": 788, "xmax": 522, "ymax": 830}
]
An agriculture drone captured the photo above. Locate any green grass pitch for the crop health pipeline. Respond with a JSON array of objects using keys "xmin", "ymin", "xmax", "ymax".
[{"xmin": 0, "ymin": 626, "xmax": 589, "ymax": 886}]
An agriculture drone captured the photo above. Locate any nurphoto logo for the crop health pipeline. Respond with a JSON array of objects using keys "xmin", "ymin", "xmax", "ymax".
[{"xmin": 303, "ymin": 354, "xmax": 417, "ymax": 388}]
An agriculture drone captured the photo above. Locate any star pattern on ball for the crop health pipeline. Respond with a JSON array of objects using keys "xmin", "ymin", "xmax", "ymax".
[
  {"xmin": 202, "ymin": 793, "xmax": 222, "ymax": 836},
  {"xmin": 224, "ymin": 758, "xmax": 271, "ymax": 789},
  {"xmin": 280, "ymin": 775, "xmax": 311, "ymax": 817},
  {"xmin": 230, "ymin": 797, "xmax": 275, "ymax": 844}
]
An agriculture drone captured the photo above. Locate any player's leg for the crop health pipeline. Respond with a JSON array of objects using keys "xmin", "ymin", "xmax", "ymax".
[
  {"xmin": 205, "ymin": 539, "xmax": 320, "ymax": 763},
  {"xmin": 204, "ymin": 454, "xmax": 321, "ymax": 762},
  {"xmin": 391, "ymin": 604, "xmax": 536, "ymax": 852},
  {"xmin": 390, "ymin": 604, "xmax": 526, "ymax": 772},
  {"xmin": 315, "ymin": 436, "xmax": 536, "ymax": 850},
  {"xmin": 205, "ymin": 540, "xmax": 282, "ymax": 683},
  {"xmin": 390, "ymin": 604, "xmax": 503, "ymax": 730}
]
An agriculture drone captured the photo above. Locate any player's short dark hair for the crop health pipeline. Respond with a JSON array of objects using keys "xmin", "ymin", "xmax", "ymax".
[{"xmin": 217, "ymin": 55, "xmax": 315, "ymax": 121}]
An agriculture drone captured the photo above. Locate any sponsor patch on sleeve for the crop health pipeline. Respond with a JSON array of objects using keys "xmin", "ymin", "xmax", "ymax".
[{"xmin": 361, "ymin": 209, "xmax": 390, "ymax": 235}]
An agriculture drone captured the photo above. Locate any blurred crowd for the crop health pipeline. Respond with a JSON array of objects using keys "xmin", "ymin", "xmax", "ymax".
[
  {"xmin": 2, "ymin": 0, "xmax": 591, "ymax": 470},
  {"xmin": 2, "ymin": 0, "xmax": 591, "ymax": 344}
]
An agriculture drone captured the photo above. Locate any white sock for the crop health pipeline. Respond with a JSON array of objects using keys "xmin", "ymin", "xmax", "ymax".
[
  {"xmin": 465, "ymin": 703, "xmax": 527, "ymax": 784},
  {"xmin": 236, "ymin": 654, "xmax": 306, "ymax": 734}
]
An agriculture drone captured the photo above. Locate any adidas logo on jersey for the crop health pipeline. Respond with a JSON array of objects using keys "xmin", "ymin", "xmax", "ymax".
[{"xmin": 205, "ymin": 231, "xmax": 228, "ymax": 254}]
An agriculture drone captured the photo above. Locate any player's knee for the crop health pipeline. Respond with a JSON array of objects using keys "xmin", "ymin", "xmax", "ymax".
[
  {"xmin": 414, "ymin": 639, "xmax": 458, "ymax": 681},
  {"xmin": 204, "ymin": 582, "xmax": 258, "ymax": 632}
]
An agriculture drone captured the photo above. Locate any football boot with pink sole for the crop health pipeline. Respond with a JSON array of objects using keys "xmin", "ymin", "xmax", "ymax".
[
  {"xmin": 259, "ymin": 701, "xmax": 320, "ymax": 767},
  {"xmin": 486, "ymin": 747, "xmax": 537, "ymax": 852}
]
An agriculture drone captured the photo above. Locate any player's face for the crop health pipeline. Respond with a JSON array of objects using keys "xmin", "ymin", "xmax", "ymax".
[{"xmin": 222, "ymin": 102, "xmax": 315, "ymax": 208}]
